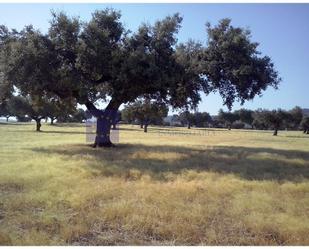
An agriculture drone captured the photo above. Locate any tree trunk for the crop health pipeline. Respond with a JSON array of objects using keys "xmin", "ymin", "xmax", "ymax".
[
  {"xmin": 273, "ymin": 129, "xmax": 278, "ymax": 136},
  {"xmin": 50, "ymin": 117, "xmax": 55, "ymax": 125},
  {"xmin": 94, "ymin": 116, "xmax": 113, "ymax": 147},
  {"xmin": 140, "ymin": 123, "xmax": 143, "ymax": 129},
  {"xmin": 188, "ymin": 123, "xmax": 191, "ymax": 129},
  {"xmin": 85, "ymin": 101, "xmax": 120, "ymax": 147},
  {"xmin": 306, "ymin": 130, "xmax": 309, "ymax": 134},
  {"xmin": 6, "ymin": 116, "xmax": 9, "ymax": 122},
  {"xmin": 45, "ymin": 117, "xmax": 48, "ymax": 123},
  {"xmin": 35, "ymin": 119, "xmax": 42, "ymax": 132},
  {"xmin": 144, "ymin": 123, "xmax": 148, "ymax": 133}
]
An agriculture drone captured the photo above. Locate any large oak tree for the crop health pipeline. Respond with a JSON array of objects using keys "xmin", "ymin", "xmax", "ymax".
[{"xmin": 1, "ymin": 10, "xmax": 280, "ymax": 147}]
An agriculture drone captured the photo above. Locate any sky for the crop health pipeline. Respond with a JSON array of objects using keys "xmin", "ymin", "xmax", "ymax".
[{"xmin": 0, "ymin": 3, "xmax": 308, "ymax": 115}]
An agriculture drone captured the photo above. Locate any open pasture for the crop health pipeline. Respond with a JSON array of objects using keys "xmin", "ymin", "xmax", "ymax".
[{"xmin": 0, "ymin": 123, "xmax": 308, "ymax": 245}]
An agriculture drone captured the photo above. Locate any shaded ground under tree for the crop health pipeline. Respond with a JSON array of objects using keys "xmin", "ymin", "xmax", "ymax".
[{"xmin": 31, "ymin": 143, "xmax": 309, "ymax": 182}]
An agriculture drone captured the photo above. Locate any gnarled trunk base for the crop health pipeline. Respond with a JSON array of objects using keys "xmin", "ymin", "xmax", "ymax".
[
  {"xmin": 93, "ymin": 138, "xmax": 115, "ymax": 148},
  {"xmin": 93, "ymin": 116, "xmax": 114, "ymax": 147},
  {"xmin": 85, "ymin": 101, "xmax": 120, "ymax": 148}
]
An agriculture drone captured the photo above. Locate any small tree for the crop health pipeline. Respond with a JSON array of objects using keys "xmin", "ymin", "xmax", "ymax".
[
  {"xmin": 179, "ymin": 110, "xmax": 195, "ymax": 129},
  {"xmin": 44, "ymin": 97, "xmax": 77, "ymax": 125},
  {"xmin": 71, "ymin": 108, "xmax": 88, "ymax": 123},
  {"xmin": 9, "ymin": 95, "xmax": 50, "ymax": 131},
  {"xmin": 122, "ymin": 101, "xmax": 145, "ymax": 128},
  {"xmin": 234, "ymin": 109, "xmax": 254, "ymax": 128},
  {"xmin": 192, "ymin": 112, "xmax": 212, "ymax": 128},
  {"xmin": 300, "ymin": 117, "xmax": 309, "ymax": 134},
  {"xmin": 123, "ymin": 99, "xmax": 168, "ymax": 132},
  {"xmin": 170, "ymin": 114, "xmax": 181, "ymax": 126},
  {"xmin": 287, "ymin": 106, "xmax": 303, "ymax": 130},
  {"xmin": 121, "ymin": 107, "xmax": 135, "ymax": 124},
  {"xmin": 256, "ymin": 109, "xmax": 289, "ymax": 136},
  {"xmin": 111, "ymin": 111, "xmax": 121, "ymax": 130},
  {"xmin": 252, "ymin": 109, "xmax": 269, "ymax": 130},
  {"xmin": 217, "ymin": 109, "xmax": 239, "ymax": 130}
]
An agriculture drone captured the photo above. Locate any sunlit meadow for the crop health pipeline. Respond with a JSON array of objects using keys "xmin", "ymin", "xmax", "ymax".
[{"xmin": 0, "ymin": 122, "xmax": 308, "ymax": 245}]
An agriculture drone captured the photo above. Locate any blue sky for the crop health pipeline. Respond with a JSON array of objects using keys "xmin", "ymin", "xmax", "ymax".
[{"xmin": 0, "ymin": 3, "xmax": 308, "ymax": 115}]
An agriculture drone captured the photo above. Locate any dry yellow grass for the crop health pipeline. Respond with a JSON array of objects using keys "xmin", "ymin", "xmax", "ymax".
[{"xmin": 0, "ymin": 122, "xmax": 308, "ymax": 245}]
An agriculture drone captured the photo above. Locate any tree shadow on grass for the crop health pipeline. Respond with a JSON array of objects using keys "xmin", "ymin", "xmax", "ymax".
[{"xmin": 31, "ymin": 143, "xmax": 309, "ymax": 182}]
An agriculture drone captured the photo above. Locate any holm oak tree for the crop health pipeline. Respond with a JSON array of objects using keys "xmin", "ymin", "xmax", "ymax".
[{"xmin": 1, "ymin": 10, "xmax": 280, "ymax": 147}]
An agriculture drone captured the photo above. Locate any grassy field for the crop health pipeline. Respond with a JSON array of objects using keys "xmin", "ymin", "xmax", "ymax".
[{"xmin": 0, "ymin": 122, "xmax": 308, "ymax": 245}]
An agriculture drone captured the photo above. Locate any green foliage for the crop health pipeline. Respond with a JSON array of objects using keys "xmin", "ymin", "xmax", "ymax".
[
  {"xmin": 0, "ymin": 100, "xmax": 13, "ymax": 121},
  {"xmin": 252, "ymin": 108, "xmax": 290, "ymax": 135},
  {"xmin": 0, "ymin": 10, "xmax": 281, "ymax": 144},
  {"xmin": 57, "ymin": 108, "xmax": 87, "ymax": 123},
  {"xmin": 44, "ymin": 97, "xmax": 77, "ymax": 124},
  {"xmin": 0, "ymin": 25, "xmax": 15, "ymax": 102},
  {"xmin": 178, "ymin": 110, "xmax": 195, "ymax": 128},
  {"xmin": 204, "ymin": 19, "xmax": 280, "ymax": 109},
  {"xmin": 178, "ymin": 111, "xmax": 212, "ymax": 128},
  {"xmin": 234, "ymin": 108, "xmax": 254, "ymax": 127},
  {"xmin": 300, "ymin": 117, "xmax": 309, "ymax": 134},
  {"xmin": 1, "ymin": 10, "xmax": 280, "ymax": 113},
  {"xmin": 231, "ymin": 120, "xmax": 245, "ymax": 129},
  {"xmin": 7, "ymin": 95, "xmax": 58, "ymax": 131},
  {"xmin": 217, "ymin": 109, "xmax": 239, "ymax": 129},
  {"xmin": 122, "ymin": 99, "xmax": 168, "ymax": 126},
  {"xmin": 9, "ymin": 95, "xmax": 47, "ymax": 120},
  {"xmin": 194, "ymin": 112, "xmax": 212, "ymax": 127},
  {"xmin": 287, "ymin": 106, "xmax": 303, "ymax": 129}
]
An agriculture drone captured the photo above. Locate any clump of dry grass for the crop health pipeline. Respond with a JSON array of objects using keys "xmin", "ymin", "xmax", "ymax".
[{"xmin": 0, "ymin": 123, "xmax": 308, "ymax": 245}]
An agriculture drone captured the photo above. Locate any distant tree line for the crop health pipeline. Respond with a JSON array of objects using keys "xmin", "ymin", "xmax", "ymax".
[
  {"xmin": 121, "ymin": 103, "xmax": 309, "ymax": 136},
  {"xmin": 188, "ymin": 107, "xmax": 308, "ymax": 136},
  {"xmin": 2, "ymin": 93, "xmax": 308, "ymax": 136},
  {"xmin": 215, "ymin": 106, "xmax": 307, "ymax": 136}
]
